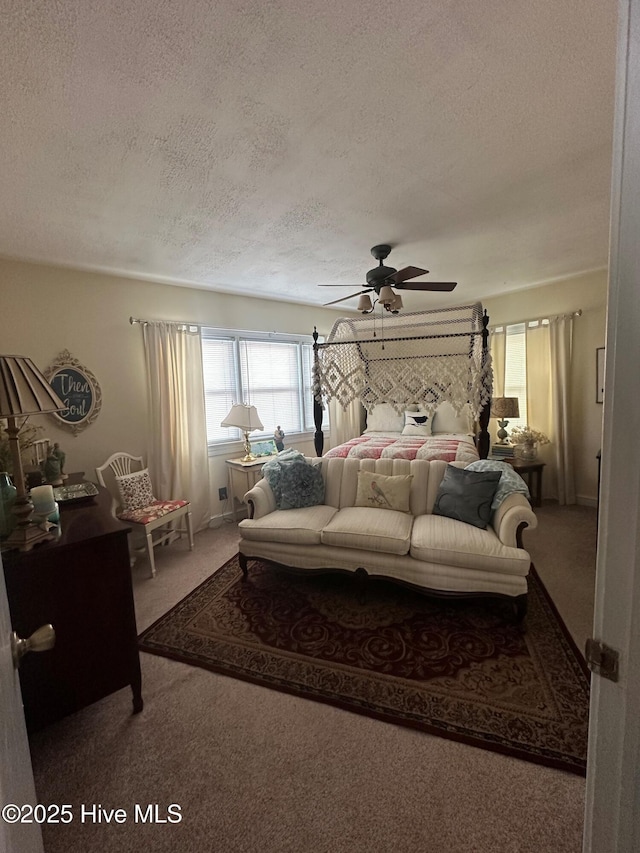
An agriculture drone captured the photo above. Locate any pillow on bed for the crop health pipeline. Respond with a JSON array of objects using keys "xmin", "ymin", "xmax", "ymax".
[
  {"xmin": 402, "ymin": 411, "xmax": 432, "ymax": 436},
  {"xmin": 431, "ymin": 401, "xmax": 474, "ymax": 435},
  {"xmin": 432, "ymin": 465, "xmax": 501, "ymax": 529},
  {"xmin": 355, "ymin": 470, "xmax": 413, "ymax": 512},
  {"xmin": 365, "ymin": 403, "xmax": 405, "ymax": 433}
]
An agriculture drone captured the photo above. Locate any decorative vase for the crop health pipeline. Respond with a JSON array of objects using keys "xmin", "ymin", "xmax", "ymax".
[
  {"xmin": 517, "ymin": 441, "xmax": 538, "ymax": 461},
  {"xmin": 0, "ymin": 471, "xmax": 17, "ymax": 538}
]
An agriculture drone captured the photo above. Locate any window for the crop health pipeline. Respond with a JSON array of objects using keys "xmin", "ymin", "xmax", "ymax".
[
  {"xmin": 201, "ymin": 328, "xmax": 322, "ymax": 450},
  {"xmin": 492, "ymin": 319, "xmax": 549, "ymax": 429}
]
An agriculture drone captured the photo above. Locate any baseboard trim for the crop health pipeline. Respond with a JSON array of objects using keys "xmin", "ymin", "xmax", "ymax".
[{"xmin": 576, "ymin": 495, "xmax": 597, "ymax": 508}]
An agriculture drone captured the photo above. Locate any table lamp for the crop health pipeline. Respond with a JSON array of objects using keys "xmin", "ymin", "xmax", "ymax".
[
  {"xmin": 221, "ymin": 404, "xmax": 264, "ymax": 462},
  {"xmin": 491, "ymin": 397, "xmax": 520, "ymax": 444},
  {"xmin": 0, "ymin": 355, "xmax": 66, "ymax": 550}
]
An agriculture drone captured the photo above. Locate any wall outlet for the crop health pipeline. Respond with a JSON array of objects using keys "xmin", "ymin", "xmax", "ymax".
[{"xmin": 218, "ymin": 486, "xmax": 228, "ymax": 501}]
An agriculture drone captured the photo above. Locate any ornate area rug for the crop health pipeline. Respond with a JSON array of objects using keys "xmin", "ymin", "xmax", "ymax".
[{"xmin": 138, "ymin": 556, "xmax": 590, "ymax": 775}]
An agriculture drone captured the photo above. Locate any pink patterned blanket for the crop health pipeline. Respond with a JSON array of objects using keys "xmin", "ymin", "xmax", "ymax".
[{"xmin": 324, "ymin": 434, "xmax": 479, "ymax": 464}]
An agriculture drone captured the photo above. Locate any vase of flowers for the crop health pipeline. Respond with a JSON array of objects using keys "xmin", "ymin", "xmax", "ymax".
[{"xmin": 509, "ymin": 426, "xmax": 550, "ymax": 460}]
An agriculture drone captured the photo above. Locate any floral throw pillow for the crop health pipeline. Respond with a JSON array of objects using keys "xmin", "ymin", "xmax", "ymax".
[
  {"xmin": 116, "ymin": 469, "xmax": 155, "ymax": 511},
  {"xmin": 263, "ymin": 450, "xmax": 325, "ymax": 510}
]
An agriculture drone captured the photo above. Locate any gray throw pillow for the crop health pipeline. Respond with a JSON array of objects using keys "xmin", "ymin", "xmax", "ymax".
[{"xmin": 433, "ymin": 465, "xmax": 502, "ymax": 529}]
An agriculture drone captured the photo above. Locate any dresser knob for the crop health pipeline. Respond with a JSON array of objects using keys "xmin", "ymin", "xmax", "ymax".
[{"xmin": 11, "ymin": 624, "xmax": 56, "ymax": 669}]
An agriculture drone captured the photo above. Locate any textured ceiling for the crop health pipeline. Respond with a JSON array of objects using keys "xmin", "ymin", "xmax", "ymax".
[{"xmin": 2, "ymin": 0, "xmax": 617, "ymax": 311}]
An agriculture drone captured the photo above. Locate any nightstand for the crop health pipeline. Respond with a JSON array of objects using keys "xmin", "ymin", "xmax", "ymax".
[
  {"xmin": 225, "ymin": 457, "xmax": 270, "ymax": 520},
  {"xmin": 504, "ymin": 457, "xmax": 545, "ymax": 507}
]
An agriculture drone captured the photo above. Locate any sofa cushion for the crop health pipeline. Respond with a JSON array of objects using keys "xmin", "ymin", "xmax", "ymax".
[
  {"xmin": 354, "ymin": 470, "xmax": 413, "ymax": 512},
  {"xmin": 321, "ymin": 507, "xmax": 412, "ymax": 555},
  {"xmin": 410, "ymin": 514, "xmax": 530, "ymax": 575},
  {"xmin": 465, "ymin": 459, "xmax": 530, "ymax": 510},
  {"xmin": 433, "ymin": 465, "xmax": 501, "ymax": 529},
  {"xmin": 239, "ymin": 505, "xmax": 338, "ymax": 545},
  {"xmin": 262, "ymin": 450, "xmax": 324, "ymax": 510}
]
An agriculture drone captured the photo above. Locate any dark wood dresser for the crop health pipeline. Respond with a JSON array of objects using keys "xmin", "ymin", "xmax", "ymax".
[{"xmin": 2, "ymin": 477, "xmax": 143, "ymax": 732}]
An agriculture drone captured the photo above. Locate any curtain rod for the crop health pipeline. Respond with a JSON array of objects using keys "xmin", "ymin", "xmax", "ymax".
[
  {"xmin": 129, "ymin": 315, "xmax": 200, "ymax": 329},
  {"xmin": 489, "ymin": 309, "xmax": 582, "ymax": 329}
]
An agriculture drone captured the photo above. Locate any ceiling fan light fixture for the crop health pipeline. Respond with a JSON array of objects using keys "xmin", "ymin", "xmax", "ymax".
[
  {"xmin": 389, "ymin": 293, "xmax": 403, "ymax": 313},
  {"xmin": 357, "ymin": 293, "xmax": 373, "ymax": 313},
  {"xmin": 379, "ymin": 285, "xmax": 395, "ymax": 305}
]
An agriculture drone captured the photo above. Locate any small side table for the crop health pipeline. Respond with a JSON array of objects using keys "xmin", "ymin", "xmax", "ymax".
[
  {"xmin": 225, "ymin": 457, "xmax": 269, "ymax": 521},
  {"xmin": 504, "ymin": 457, "xmax": 545, "ymax": 507}
]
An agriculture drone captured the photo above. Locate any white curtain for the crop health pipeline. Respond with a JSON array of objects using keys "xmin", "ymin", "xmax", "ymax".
[
  {"xmin": 490, "ymin": 314, "xmax": 576, "ymax": 505},
  {"xmin": 142, "ymin": 322, "xmax": 211, "ymax": 531},
  {"xmin": 328, "ymin": 398, "xmax": 363, "ymax": 449},
  {"xmin": 548, "ymin": 315, "xmax": 576, "ymax": 504}
]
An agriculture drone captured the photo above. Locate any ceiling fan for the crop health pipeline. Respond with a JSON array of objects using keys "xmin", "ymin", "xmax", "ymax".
[{"xmin": 320, "ymin": 244, "xmax": 457, "ymax": 313}]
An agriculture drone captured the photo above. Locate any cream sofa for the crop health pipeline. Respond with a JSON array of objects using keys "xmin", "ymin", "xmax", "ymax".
[{"xmin": 238, "ymin": 457, "xmax": 538, "ymax": 620}]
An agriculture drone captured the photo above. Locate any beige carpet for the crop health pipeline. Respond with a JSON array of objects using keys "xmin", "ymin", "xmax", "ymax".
[{"xmin": 28, "ymin": 505, "xmax": 596, "ymax": 853}]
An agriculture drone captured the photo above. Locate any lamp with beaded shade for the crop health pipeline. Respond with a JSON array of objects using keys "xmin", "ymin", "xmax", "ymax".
[{"xmin": 491, "ymin": 397, "xmax": 520, "ymax": 444}]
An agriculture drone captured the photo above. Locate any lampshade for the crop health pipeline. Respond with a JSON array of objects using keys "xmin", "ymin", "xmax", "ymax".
[
  {"xmin": 357, "ymin": 293, "xmax": 373, "ymax": 313},
  {"xmin": 491, "ymin": 397, "xmax": 520, "ymax": 419},
  {"xmin": 220, "ymin": 403, "xmax": 263, "ymax": 432},
  {"xmin": 0, "ymin": 355, "xmax": 66, "ymax": 417},
  {"xmin": 389, "ymin": 294, "xmax": 403, "ymax": 313},
  {"xmin": 0, "ymin": 355, "xmax": 66, "ymax": 552},
  {"xmin": 378, "ymin": 285, "xmax": 395, "ymax": 305}
]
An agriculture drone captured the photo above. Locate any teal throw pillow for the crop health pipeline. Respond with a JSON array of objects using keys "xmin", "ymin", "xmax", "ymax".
[
  {"xmin": 433, "ymin": 465, "xmax": 501, "ymax": 529},
  {"xmin": 263, "ymin": 451, "xmax": 324, "ymax": 510}
]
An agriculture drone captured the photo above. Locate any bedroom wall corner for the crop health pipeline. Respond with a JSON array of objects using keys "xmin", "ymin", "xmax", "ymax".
[{"xmin": 482, "ymin": 268, "xmax": 608, "ymax": 504}]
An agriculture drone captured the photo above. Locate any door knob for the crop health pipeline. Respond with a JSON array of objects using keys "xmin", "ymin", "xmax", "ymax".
[{"xmin": 11, "ymin": 624, "xmax": 56, "ymax": 669}]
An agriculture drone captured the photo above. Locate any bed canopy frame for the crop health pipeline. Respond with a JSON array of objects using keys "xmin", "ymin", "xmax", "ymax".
[{"xmin": 312, "ymin": 302, "xmax": 493, "ymax": 458}]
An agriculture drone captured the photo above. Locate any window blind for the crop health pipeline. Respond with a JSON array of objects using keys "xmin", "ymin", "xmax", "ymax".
[
  {"xmin": 504, "ymin": 323, "xmax": 528, "ymax": 429},
  {"xmin": 201, "ymin": 329, "xmax": 323, "ymax": 449}
]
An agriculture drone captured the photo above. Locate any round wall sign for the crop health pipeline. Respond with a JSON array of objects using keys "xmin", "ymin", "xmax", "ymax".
[{"xmin": 44, "ymin": 350, "xmax": 102, "ymax": 435}]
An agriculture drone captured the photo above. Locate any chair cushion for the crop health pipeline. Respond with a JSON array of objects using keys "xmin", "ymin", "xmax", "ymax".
[
  {"xmin": 118, "ymin": 499, "xmax": 189, "ymax": 525},
  {"xmin": 116, "ymin": 469, "xmax": 155, "ymax": 510},
  {"xmin": 321, "ymin": 507, "xmax": 413, "ymax": 555},
  {"xmin": 239, "ymin": 505, "xmax": 338, "ymax": 545},
  {"xmin": 410, "ymin": 514, "xmax": 530, "ymax": 575}
]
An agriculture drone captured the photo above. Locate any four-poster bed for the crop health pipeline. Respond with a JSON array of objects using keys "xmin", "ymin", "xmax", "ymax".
[{"xmin": 312, "ymin": 303, "xmax": 493, "ymax": 460}]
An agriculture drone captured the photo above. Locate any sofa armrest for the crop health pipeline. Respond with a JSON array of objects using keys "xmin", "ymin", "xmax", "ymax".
[
  {"xmin": 244, "ymin": 478, "xmax": 277, "ymax": 519},
  {"xmin": 491, "ymin": 493, "xmax": 538, "ymax": 548}
]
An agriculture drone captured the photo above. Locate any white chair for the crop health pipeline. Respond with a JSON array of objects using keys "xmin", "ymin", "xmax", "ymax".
[{"xmin": 96, "ymin": 453, "xmax": 194, "ymax": 578}]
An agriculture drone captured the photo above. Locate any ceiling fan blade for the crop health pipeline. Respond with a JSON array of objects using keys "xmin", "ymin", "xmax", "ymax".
[
  {"xmin": 322, "ymin": 290, "xmax": 369, "ymax": 306},
  {"xmin": 395, "ymin": 281, "xmax": 457, "ymax": 292},
  {"xmin": 385, "ymin": 266, "xmax": 429, "ymax": 285},
  {"xmin": 319, "ymin": 283, "xmax": 367, "ymax": 287}
]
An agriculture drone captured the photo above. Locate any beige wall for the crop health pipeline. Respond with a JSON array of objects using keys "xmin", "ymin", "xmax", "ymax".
[
  {"xmin": 0, "ymin": 258, "xmax": 340, "ymax": 517},
  {"xmin": 483, "ymin": 268, "xmax": 608, "ymax": 504},
  {"xmin": 1, "ymin": 258, "xmax": 607, "ymax": 518}
]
